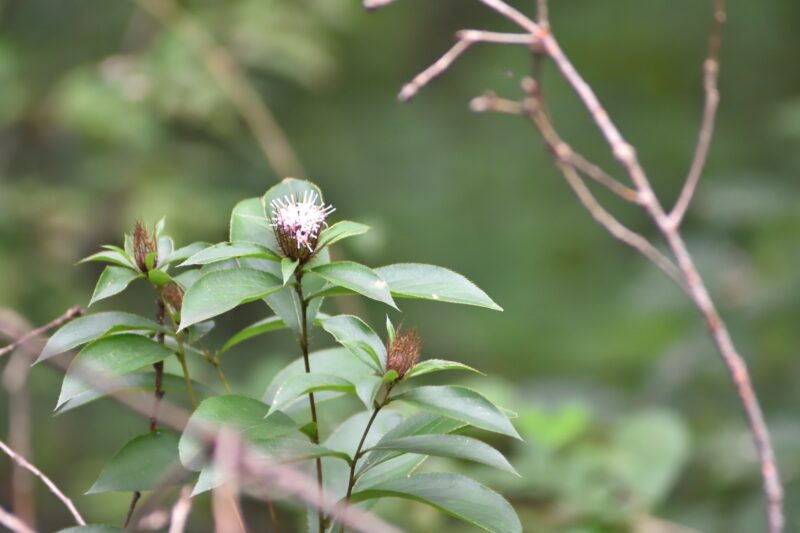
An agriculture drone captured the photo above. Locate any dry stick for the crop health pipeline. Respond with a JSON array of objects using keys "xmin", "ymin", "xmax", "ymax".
[
  {"xmin": 0, "ymin": 306, "xmax": 83, "ymax": 358},
  {"xmin": 385, "ymin": 0, "xmax": 783, "ymax": 530},
  {"xmin": 0, "ymin": 504, "xmax": 35, "ymax": 533},
  {"xmin": 135, "ymin": 0, "xmax": 304, "ymax": 179},
  {"xmin": 668, "ymin": 0, "xmax": 726, "ymax": 227},
  {"xmin": 0, "ymin": 438, "xmax": 86, "ymax": 526}
]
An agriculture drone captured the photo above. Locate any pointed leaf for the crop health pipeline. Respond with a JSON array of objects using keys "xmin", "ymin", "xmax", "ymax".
[
  {"xmin": 79, "ymin": 250, "xmax": 135, "ymax": 269},
  {"xmin": 89, "ymin": 266, "xmax": 140, "ymax": 306},
  {"xmin": 181, "ymin": 242, "xmax": 280, "ymax": 266},
  {"xmin": 375, "ymin": 263, "xmax": 502, "ymax": 310},
  {"xmin": 281, "ymin": 257, "xmax": 299, "ymax": 285},
  {"xmin": 367, "ymin": 435, "xmax": 518, "ymax": 475},
  {"xmin": 318, "ymin": 315, "xmax": 386, "ymax": 371},
  {"xmin": 269, "ymin": 373, "xmax": 355, "ymax": 415},
  {"xmin": 219, "ymin": 316, "xmax": 286, "ymax": 354},
  {"xmin": 309, "ymin": 261, "xmax": 396, "ymax": 308},
  {"xmin": 179, "ymin": 268, "xmax": 282, "ymax": 330},
  {"xmin": 164, "ymin": 242, "xmax": 210, "ymax": 265},
  {"xmin": 316, "ymin": 221, "xmax": 370, "ymax": 249},
  {"xmin": 404, "ymin": 359, "xmax": 484, "ymax": 380},
  {"xmin": 350, "ymin": 473, "xmax": 521, "ymax": 533},
  {"xmin": 37, "ymin": 312, "xmax": 160, "ymax": 363},
  {"xmin": 392, "ymin": 385, "xmax": 520, "ymax": 439},
  {"xmin": 57, "ymin": 334, "xmax": 173, "ymax": 408},
  {"xmin": 88, "ymin": 431, "xmax": 184, "ymax": 493}
]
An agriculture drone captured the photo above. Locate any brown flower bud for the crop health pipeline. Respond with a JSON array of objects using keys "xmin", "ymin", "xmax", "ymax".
[
  {"xmin": 162, "ymin": 282, "xmax": 184, "ymax": 313},
  {"xmin": 269, "ymin": 191, "xmax": 335, "ymax": 263},
  {"xmin": 133, "ymin": 221, "xmax": 157, "ymax": 273},
  {"xmin": 386, "ymin": 328, "xmax": 421, "ymax": 379}
]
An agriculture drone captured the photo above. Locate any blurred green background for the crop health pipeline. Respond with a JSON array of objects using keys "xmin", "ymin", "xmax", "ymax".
[{"xmin": 1, "ymin": 0, "xmax": 799, "ymax": 531}]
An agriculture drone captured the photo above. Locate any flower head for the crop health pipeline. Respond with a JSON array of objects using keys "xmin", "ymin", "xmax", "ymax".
[
  {"xmin": 133, "ymin": 221, "xmax": 157, "ymax": 273},
  {"xmin": 269, "ymin": 190, "xmax": 335, "ymax": 263},
  {"xmin": 386, "ymin": 328, "xmax": 421, "ymax": 379}
]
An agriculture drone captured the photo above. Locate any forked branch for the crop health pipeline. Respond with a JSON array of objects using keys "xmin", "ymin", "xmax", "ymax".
[{"xmin": 367, "ymin": 0, "xmax": 783, "ymax": 531}]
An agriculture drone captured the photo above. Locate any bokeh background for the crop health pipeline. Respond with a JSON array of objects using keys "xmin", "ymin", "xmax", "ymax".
[{"xmin": 1, "ymin": 0, "xmax": 799, "ymax": 531}]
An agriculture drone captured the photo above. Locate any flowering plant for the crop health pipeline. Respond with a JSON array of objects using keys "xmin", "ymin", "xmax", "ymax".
[{"xmin": 41, "ymin": 178, "xmax": 521, "ymax": 532}]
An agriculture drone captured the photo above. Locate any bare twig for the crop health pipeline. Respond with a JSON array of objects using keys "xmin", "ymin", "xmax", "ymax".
[
  {"xmin": 0, "ymin": 306, "xmax": 83, "ymax": 358},
  {"xmin": 134, "ymin": 0, "xmax": 304, "ymax": 179},
  {"xmin": 168, "ymin": 486, "xmax": 194, "ymax": 533},
  {"xmin": 0, "ymin": 504, "xmax": 35, "ymax": 533},
  {"xmin": 399, "ymin": 31, "xmax": 533, "ymax": 102},
  {"xmin": 375, "ymin": 0, "xmax": 783, "ymax": 531},
  {"xmin": 668, "ymin": 0, "xmax": 726, "ymax": 228},
  {"xmin": 213, "ymin": 431, "xmax": 247, "ymax": 533},
  {"xmin": 0, "ymin": 438, "xmax": 86, "ymax": 526}
]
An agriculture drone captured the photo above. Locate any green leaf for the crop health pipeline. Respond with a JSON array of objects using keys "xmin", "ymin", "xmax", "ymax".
[
  {"xmin": 281, "ymin": 257, "xmax": 299, "ymax": 285},
  {"xmin": 308, "ymin": 261, "xmax": 396, "ymax": 309},
  {"xmin": 56, "ymin": 372, "xmax": 210, "ymax": 414},
  {"xmin": 404, "ymin": 359, "xmax": 484, "ymax": 380},
  {"xmin": 375, "ymin": 263, "xmax": 502, "ymax": 311},
  {"xmin": 358, "ymin": 413, "xmax": 465, "ymax": 476},
  {"xmin": 57, "ymin": 334, "xmax": 173, "ymax": 409},
  {"xmin": 87, "ymin": 430, "xmax": 184, "ymax": 493},
  {"xmin": 156, "ymin": 236, "xmax": 173, "ymax": 267},
  {"xmin": 230, "ymin": 198, "xmax": 273, "ymax": 246},
  {"xmin": 181, "ymin": 241, "xmax": 280, "ymax": 266},
  {"xmin": 219, "ymin": 316, "xmax": 287, "ymax": 354},
  {"xmin": 89, "ymin": 266, "xmax": 140, "ymax": 306},
  {"xmin": 37, "ymin": 312, "xmax": 160, "ymax": 364},
  {"xmin": 79, "ymin": 250, "xmax": 135, "ymax": 269},
  {"xmin": 316, "ymin": 221, "xmax": 370, "ymax": 249},
  {"xmin": 147, "ymin": 268, "xmax": 172, "ymax": 287},
  {"xmin": 350, "ymin": 473, "xmax": 521, "ymax": 533},
  {"xmin": 367, "ymin": 435, "xmax": 518, "ymax": 476},
  {"xmin": 385, "ymin": 315, "xmax": 396, "ymax": 345},
  {"xmin": 263, "ymin": 348, "xmax": 375, "ymax": 410},
  {"xmin": 179, "ymin": 395, "xmax": 298, "ymax": 470},
  {"xmin": 269, "ymin": 373, "xmax": 355, "ymax": 415},
  {"xmin": 318, "ymin": 315, "xmax": 386, "ymax": 371},
  {"xmin": 392, "ymin": 385, "xmax": 520, "ymax": 439},
  {"xmin": 354, "ymin": 374, "xmax": 383, "ymax": 410},
  {"xmin": 164, "ymin": 242, "xmax": 210, "ymax": 265},
  {"xmin": 179, "ymin": 268, "xmax": 282, "ymax": 330},
  {"xmin": 255, "ymin": 437, "xmax": 352, "ymax": 464}
]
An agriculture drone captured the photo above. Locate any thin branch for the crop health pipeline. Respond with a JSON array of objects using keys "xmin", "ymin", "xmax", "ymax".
[
  {"xmin": 0, "ymin": 306, "xmax": 83, "ymax": 358},
  {"xmin": 536, "ymin": 0, "xmax": 549, "ymax": 28},
  {"xmin": 0, "ymin": 438, "xmax": 86, "ymax": 526},
  {"xmin": 668, "ymin": 0, "xmax": 726, "ymax": 228},
  {"xmin": 476, "ymin": 0, "xmax": 538, "ymax": 33},
  {"xmin": 123, "ymin": 492, "xmax": 141, "ymax": 529},
  {"xmin": 168, "ymin": 486, "xmax": 193, "ymax": 533},
  {"xmin": 134, "ymin": 0, "xmax": 304, "ymax": 179},
  {"xmin": 0, "ymin": 504, "xmax": 35, "ymax": 533},
  {"xmin": 213, "ymin": 431, "xmax": 247, "ymax": 533},
  {"xmin": 399, "ymin": 31, "xmax": 533, "ymax": 102}
]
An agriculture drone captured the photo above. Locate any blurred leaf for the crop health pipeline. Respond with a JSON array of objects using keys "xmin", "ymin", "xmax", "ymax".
[
  {"xmin": 268, "ymin": 373, "xmax": 355, "ymax": 415},
  {"xmin": 87, "ymin": 430, "xmax": 184, "ymax": 493},
  {"xmin": 164, "ymin": 242, "xmax": 210, "ymax": 265},
  {"xmin": 37, "ymin": 312, "xmax": 160, "ymax": 363},
  {"xmin": 89, "ymin": 266, "xmax": 140, "ymax": 306},
  {"xmin": 393, "ymin": 385, "xmax": 520, "ymax": 439},
  {"xmin": 308, "ymin": 261, "xmax": 396, "ymax": 308},
  {"xmin": 318, "ymin": 314, "xmax": 386, "ymax": 371},
  {"xmin": 375, "ymin": 264, "xmax": 502, "ymax": 311},
  {"xmin": 317, "ymin": 221, "xmax": 370, "ymax": 249},
  {"xmin": 57, "ymin": 334, "xmax": 173, "ymax": 409},
  {"xmin": 281, "ymin": 257, "xmax": 299, "ymax": 284},
  {"xmin": 405, "ymin": 359, "xmax": 484, "ymax": 380},
  {"xmin": 79, "ymin": 250, "xmax": 135, "ymax": 269},
  {"xmin": 220, "ymin": 316, "xmax": 285, "ymax": 354},
  {"xmin": 367, "ymin": 434, "xmax": 518, "ymax": 475},
  {"xmin": 350, "ymin": 472, "xmax": 522, "ymax": 533},
  {"xmin": 179, "ymin": 268, "xmax": 282, "ymax": 330},
  {"xmin": 518, "ymin": 403, "xmax": 590, "ymax": 450}
]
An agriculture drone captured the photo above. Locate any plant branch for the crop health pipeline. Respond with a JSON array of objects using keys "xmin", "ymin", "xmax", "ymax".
[
  {"xmin": 134, "ymin": 0, "xmax": 304, "ymax": 179},
  {"xmin": 0, "ymin": 438, "xmax": 86, "ymax": 526},
  {"xmin": 668, "ymin": 0, "xmax": 726, "ymax": 228},
  {"xmin": 0, "ymin": 306, "xmax": 83, "ymax": 358},
  {"xmin": 0, "ymin": 504, "xmax": 34, "ymax": 533}
]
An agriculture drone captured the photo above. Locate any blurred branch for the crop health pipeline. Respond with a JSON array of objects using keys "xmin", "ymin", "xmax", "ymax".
[
  {"xmin": 0, "ymin": 306, "xmax": 83, "ymax": 358},
  {"xmin": 370, "ymin": 1, "xmax": 783, "ymax": 531},
  {"xmin": 0, "ymin": 504, "xmax": 35, "ymax": 533},
  {"xmin": 168, "ymin": 486, "xmax": 193, "ymax": 533},
  {"xmin": 0, "ymin": 438, "xmax": 86, "ymax": 526},
  {"xmin": 134, "ymin": 0, "xmax": 305, "ymax": 179}
]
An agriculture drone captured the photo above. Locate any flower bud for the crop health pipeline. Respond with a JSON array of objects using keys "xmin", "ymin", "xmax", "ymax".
[
  {"xmin": 386, "ymin": 328, "xmax": 421, "ymax": 379},
  {"xmin": 133, "ymin": 221, "xmax": 157, "ymax": 273},
  {"xmin": 269, "ymin": 191, "xmax": 335, "ymax": 263}
]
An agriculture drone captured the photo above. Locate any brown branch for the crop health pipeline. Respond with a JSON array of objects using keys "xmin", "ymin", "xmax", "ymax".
[
  {"xmin": 0, "ymin": 504, "xmax": 35, "ymax": 533},
  {"xmin": 0, "ymin": 306, "xmax": 83, "ymax": 358},
  {"xmin": 374, "ymin": 0, "xmax": 783, "ymax": 531},
  {"xmin": 0, "ymin": 438, "xmax": 86, "ymax": 526},
  {"xmin": 668, "ymin": 0, "xmax": 726, "ymax": 228},
  {"xmin": 134, "ymin": 0, "xmax": 304, "ymax": 179}
]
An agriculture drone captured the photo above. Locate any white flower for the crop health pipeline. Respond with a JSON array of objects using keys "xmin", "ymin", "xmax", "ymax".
[{"xmin": 270, "ymin": 191, "xmax": 335, "ymax": 261}]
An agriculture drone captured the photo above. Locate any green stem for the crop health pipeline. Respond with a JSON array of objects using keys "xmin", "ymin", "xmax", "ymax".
[
  {"xmin": 200, "ymin": 342, "xmax": 232, "ymax": 394},
  {"xmin": 295, "ymin": 270, "xmax": 326, "ymax": 532},
  {"xmin": 175, "ymin": 335, "xmax": 198, "ymax": 409},
  {"xmin": 344, "ymin": 404, "xmax": 383, "ymax": 505}
]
